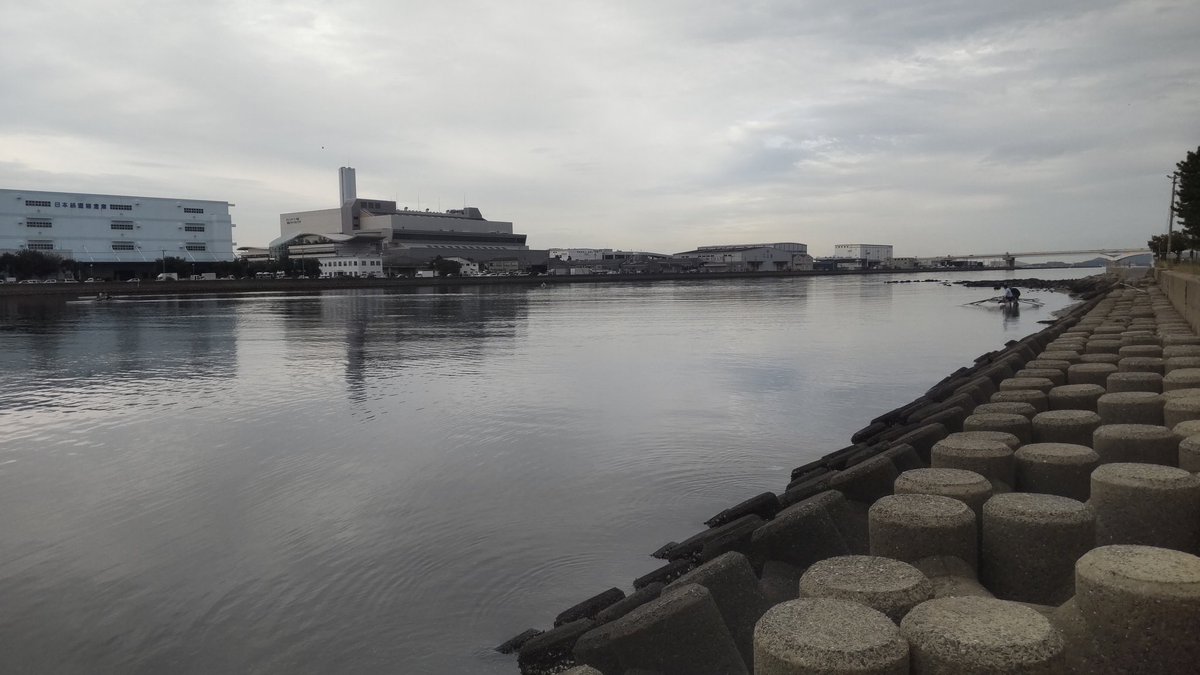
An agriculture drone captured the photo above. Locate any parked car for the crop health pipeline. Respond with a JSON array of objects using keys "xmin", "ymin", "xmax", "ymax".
[{"xmin": 84, "ymin": 278, "xmax": 98, "ymax": 283}]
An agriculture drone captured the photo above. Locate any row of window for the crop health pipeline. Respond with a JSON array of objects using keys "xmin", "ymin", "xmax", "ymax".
[
  {"xmin": 183, "ymin": 207, "xmax": 204, "ymax": 214},
  {"xmin": 35, "ymin": 201, "xmax": 135, "ymax": 210},
  {"xmin": 325, "ymin": 259, "xmax": 381, "ymax": 267},
  {"xmin": 24, "ymin": 200, "xmax": 51, "ymax": 207},
  {"xmin": 24, "ymin": 219, "xmax": 206, "ymax": 232},
  {"xmin": 24, "ymin": 240, "xmax": 209, "ymax": 252}
]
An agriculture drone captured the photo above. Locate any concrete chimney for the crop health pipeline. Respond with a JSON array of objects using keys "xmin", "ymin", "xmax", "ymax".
[{"xmin": 339, "ymin": 167, "xmax": 357, "ymax": 204}]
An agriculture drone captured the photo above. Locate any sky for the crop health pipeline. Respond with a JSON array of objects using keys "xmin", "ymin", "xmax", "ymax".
[{"xmin": 1, "ymin": 0, "xmax": 1198, "ymax": 257}]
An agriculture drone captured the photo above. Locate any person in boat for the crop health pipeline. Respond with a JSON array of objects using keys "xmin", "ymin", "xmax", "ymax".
[{"xmin": 1002, "ymin": 285, "xmax": 1014, "ymax": 303}]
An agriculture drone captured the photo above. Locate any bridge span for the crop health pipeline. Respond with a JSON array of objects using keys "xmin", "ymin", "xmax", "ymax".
[{"xmin": 942, "ymin": 248, "xmax": 1150, "ymax": 260}]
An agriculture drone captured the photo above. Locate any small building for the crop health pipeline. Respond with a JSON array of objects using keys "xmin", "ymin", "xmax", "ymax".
[
  {"xmin": 319, "ymin": 254, "xmax": 383, "ymax": 278},
  {"xmin": 549, "ymin": 248, "xmax": 611, "ymax": 262},
  {"xmin": 674, "ymin": 242, "xmax": 812, "ymax": 273},
  {"xmin": 834, "ymin": 244, "xmax": 893, "ymax": 262},
  {"xmin": 446, "ymin": 257, "xmax": 480, "ymax": 276}
]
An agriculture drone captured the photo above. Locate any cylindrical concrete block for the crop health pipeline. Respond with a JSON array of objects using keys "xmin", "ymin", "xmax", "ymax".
[
  {"xmin": 1180, "ymin": 435, "xmax": 1200, "ymax": 472},
  {"xmin": 1164, "ymin": 368, "xmax": 1200, "ymax": 391},
  {"xmin": 1163, "ymin": 387, "xmax": 1200, "ymax": 402},
  {"xmin": 754, "ymin": 598, "xmax": 908, "ymax": 675},
  {"xmin": 1118, "ymin": 344, "xmax": 1162, "ymax": 357},
  {"xmin": 989, "ymin": 389, "xmax": 1049, "ymax": 412},
  {"xmin": 1163, "ymin": 345, "xmax": 1200, "ymax": 359},
  {"xmin": 1085, "ymin": 339, "xmax": 1122, "ymax": 355},
  {"xmin": 1070, "ymin": 545, "xmax": 1200, "ymax": 674},
  {"xmin": 1014, "ymin": 369, "xmax": 1066, "ymax": 387},
  {"xmin": 1096, "ymin": 391, "xmax": 1165, "ymax": 426},
  {"xmin": 1031, "ymin": 409, "xmax": 1102, "ymax": 446},
  {"xmin": 1117, "ymin": 356, "xmax": 1165, "ymax": 375},
  {"xmin": 944, "ymin": 430, "xmax": 1020, "ymax": 450},
  {"xmin": 1092, "ymin": 423, "xmax": 1180, "ymax": 466},
  {"xmin": 1079, "ymin": 353, "xmax": 1122, "ymax": 365},
  {"xmin": 1174, "ymin": 419, "xmax": 1200, "ymax": 438},
  {"xmin": 1038, "ymin": 350, "xmax": 1081, "ymax": 364},
  {"xmin": 1014, "ymin": 443, "xmax": 1099, "ymax": 501},
  {"xmin": 798, "ymin": 555, "xmax": 933, "ymax": 622},
  {"xmin": 869, "ymin": 494, "xmax": 977, "ymax": 570},
  {"xmin": 1067, "ymin": 363, "xmax": 1118, "ymax": 387},
  {"xmin": 963, "ymin": 413, "xmax": 1032, "ymax": 445},
  {"xmin": 972, "ymin": 402, "xmax": 1037, "ymax": 420},
  {"xmin": 1162, "ymin": 335, "xmax": 1200, "ymax": 346},
  {"xmin": 1024, "ymin": 359, "xmax": 1071, "ymax": 374},
  {"xmin": 931, "ymin": 436, "xmax": 1015, "ymax": 487},
  {"xmin": 1105, "ymin": 371, "xmax": 1163, "ymax": 393},
  {"xmin": 1164, "ymin": 396, "xmax": 1200, "ymax": 430},
  {"xmin": 998, "ymin": 377, "xmax": 1055, "ymax": 395},
  {"xmin": 1091, "ymin": 463, "xmax": 1200, "ymax": 550},
  {"xmin": 1165, "ymin": 356, "xmax": 1200, "ymax": 373},
  {"xmin": 1047, "ymin": 384, "xmax": 1105, "ymax": 412},
  {"xmin": 900, "ymin": 596, "xmax": 1065, "ymax": 674},
  {"xmin": 980, "ymin": 493, "xmax": 1094, "ymax": 605},
  {"xmin": 894, "ymin": 468, "xmax": 993, "ymax": 521}
]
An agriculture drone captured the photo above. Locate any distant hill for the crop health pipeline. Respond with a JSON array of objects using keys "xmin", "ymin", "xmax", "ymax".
[{"xmin": 1020, "ymin": 255, "xmax": 1152, "ymax": 269}]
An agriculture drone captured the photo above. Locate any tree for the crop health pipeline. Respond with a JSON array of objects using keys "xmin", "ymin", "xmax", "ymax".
[
  {"xmin": 1177, "ymin": 146, "xmax": 1200, "ymax": 239},
  {"xmin": 429, "ymin": 255, "xmax": 462, "ymax": 277},
  {"xmin": 1149, "ymin": 233, "xmax": 1190, "ymax": 261}
]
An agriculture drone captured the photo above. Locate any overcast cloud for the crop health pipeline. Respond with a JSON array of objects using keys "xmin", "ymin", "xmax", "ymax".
[{"xmin": 2, "ymin": 0, "xmax": 1197, "ymax": 256}]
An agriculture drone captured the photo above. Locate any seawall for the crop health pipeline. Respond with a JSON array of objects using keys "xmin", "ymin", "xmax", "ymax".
[{"xmin": 502, "ymin": 272, "xmax": 1200, "ymax": 675}]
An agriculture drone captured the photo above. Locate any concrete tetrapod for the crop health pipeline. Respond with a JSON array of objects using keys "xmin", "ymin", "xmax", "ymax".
[
  {"xmin": 663, "ymin": 552, "xmax": 769, "ymax": 671},
  {"xmin": 930, "ymin": 435, "xmax": 1015, "ymax": 488},
  {"xmin": 1091, "ymin": 424, "xmax": 1180, "ymax": 465},
  {"xmin": 1031, "ymin": 409, "xmax": 1102, "ymax": 447},
  {"xmin": 1163, "ymin": 395, "xmax": 1200, "ymax": 429},
  {"xmin": 1090, "ymin": 462, "xmax": 1200, "ymax": 551},
  {"xmin": 1063, "ymin": 545, "xmax": 1200, "ymax": 674},
  {"xmin": 988, "ymin": 389, "xmax": 1048, "ymax": 412},
  {"xmin": 797, "ymin": 555, "xmax": 934, "ymax": 622},
  {"xmin": 1104, "ymin": 370, "xmax": 1163, "ymax": 393},
  {"xmin": 1078, "ymin": 353, "xmax": 1121, "ymax": 365},
  {"xmin": 1067, "ymin": 363, "xmax": 1118, "ymax": 387},
  {"xmin": 962, "ymin": 413, "xmax": 1032, "ymax": 445},
  {"xmin": 868, "ymin": 493, "xmax": 977, "ymax": 570},
  {"xmin": 1164, "ymin": 356, "xmax": 1200, "ymax": 373},
  {"xmin": 972, "ymin": 401, "xmax": 1038, "ymax": 420},
  {"xmin": 1163, "ymin": 367, "xmax": 1200, "ymax": 391},
  {"xmin": 753, "ymin": 598, "xmax": 908, "ymax": 675},
  {"xmin": 894, "ymin": 468, "xmax": 993, "ymax": 522},
  {"xmin": 1014, "ymin": 368, "xmax": 1066, "ymax": 387},
  {"xmin": 1095, "ymin": 391, "xmax": 1165, "ymax": 426},
  {"xmin": 572, "ymin": 583, "xmax": 747, "ymax": 675},
  {"xmin": 1180, "ymin": 435, "xmax": 1200, "ymax": 472},
  {"xmin": 1013, "ymin": 443, "xmax": 1099, "ymax": 501},
  {"xmin": 998, "ymin": 377, "xmax": 1056, "ymax": 396},
  {"xmin": 1047, "ymin": 384, "xmax": 1105, "ymax": 412},
  {"xmin": 911, "ymin": 555, "xmax": 993, "ymax": 599},
  {"xmin": 980, "ymin": 493, "xmax": 1095, "ymax": 605},
  {"xmin": 899, "ymin": 596, "xmax": 1065, "ymax": 674},
  {"xmin": 1117, "ymin": 356, "xmax": 1166, "ymax": 374}
]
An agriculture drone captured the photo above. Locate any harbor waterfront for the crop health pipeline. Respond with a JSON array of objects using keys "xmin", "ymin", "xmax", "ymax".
[{"xmin": 0, "ymin": 268, "xmax": 1095, "ymax": 673}]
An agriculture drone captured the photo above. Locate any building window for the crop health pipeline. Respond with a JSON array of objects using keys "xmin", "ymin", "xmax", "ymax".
[
  {"xmin": 183, "ymin": 207, "xmax": 204, "ymax": 214},
  {"xmin": 185, "ymin": 243, "xmax": 206, "ymax": 251},
  {"xmin": 110, "ymin": 220, "xmax": 134, "ymax": 230},
  {"xmin": 184, "ymin": 223, "xmax": 205, "ymax": 232},
  {"xmin": 109, "ymin": 204, "xmax": 133, "ymax": 211},
  {"xmin": 111, "ymin": 242, "xmax": 136, "ymax": 251},
  {"xmin": 24, "ymin": 200, "xmax": 52, "ymax": 207},
  {"xmin": 26, "ymin": 218, "xmax": 52, "ymax": 228},
  {"xmin": 27, "ymin": 240, "xmax": 54, "ymax": 250}
]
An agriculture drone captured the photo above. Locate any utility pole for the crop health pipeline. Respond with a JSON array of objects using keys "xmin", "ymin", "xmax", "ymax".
[
  {"xmin": 1167, "ymin": 173, "xmax": 1178, "ymax": 262},
  {"xmin": 161, "ymin": 249, "xmax": 166, "ymax": 276}
]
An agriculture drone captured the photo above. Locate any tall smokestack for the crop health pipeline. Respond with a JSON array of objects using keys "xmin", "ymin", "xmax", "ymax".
[{"xmin": 339, "ymin": 167, "xmax": 357, "ymax": 204}]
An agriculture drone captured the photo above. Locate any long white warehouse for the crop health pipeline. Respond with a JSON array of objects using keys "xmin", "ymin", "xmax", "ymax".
[{"xmin": 0, "ymin": 188, "xmax": 235, "ymax": 263}]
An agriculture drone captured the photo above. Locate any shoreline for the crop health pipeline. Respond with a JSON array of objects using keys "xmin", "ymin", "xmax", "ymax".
[{"xmin": 0, "ymin": 264, "xmax": 1102, "ymax": 299}]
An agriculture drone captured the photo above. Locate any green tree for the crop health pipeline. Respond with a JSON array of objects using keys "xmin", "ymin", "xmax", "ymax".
[
  {"xmin": 429, "ymin": 255, "xmax": 462, "ymax": 277},
  {"xmin": 1149, "ymin": 233, "xmax": 1189, "ymax": 262},
  {"xmin": 1177, "ymin": 146, "xmax": 1200, "ymax": 239}
]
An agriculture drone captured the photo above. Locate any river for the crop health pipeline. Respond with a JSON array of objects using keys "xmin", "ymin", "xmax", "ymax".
[{"xmin": 0, "ymin": 268, "xmax": 1094, "ymax": 673}]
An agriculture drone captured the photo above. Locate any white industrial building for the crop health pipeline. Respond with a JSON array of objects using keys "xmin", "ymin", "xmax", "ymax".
[
  {"xmin": 674, "ymin": 242, "xmax": 813, "ymax": 273},
  {"xmin": 0, "ymin": 188, "xmax": 235, "ymax": 263},
  {"xmin": 833, "ymin": 244, "xmax": 893, "ymax": 261}
]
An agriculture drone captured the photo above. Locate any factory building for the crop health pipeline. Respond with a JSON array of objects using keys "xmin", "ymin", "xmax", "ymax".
[
  {"xmin": 674, "ymin": 242, "xmax": 813, "ymax": 273},
  {"xmin": 0, "ymin": 188, "xmax": 235, "ymax": 266},
  {"xmin": 833, "ymin": 244, "xmax": 893, "ymax": 262},
  {"xmin": 272, "ymin": 168, "xmax": 545, "ymax": 274}
]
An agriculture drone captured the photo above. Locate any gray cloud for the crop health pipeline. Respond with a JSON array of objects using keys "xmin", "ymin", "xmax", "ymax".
[{"xmin": 0, "ymin": 0, "xmax": 1196, "ymax": 256}]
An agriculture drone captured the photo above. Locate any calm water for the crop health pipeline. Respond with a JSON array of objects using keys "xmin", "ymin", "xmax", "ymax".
[{"xmin": 0, "ymin": 269, "xmax": 1093, "ymax": 674}]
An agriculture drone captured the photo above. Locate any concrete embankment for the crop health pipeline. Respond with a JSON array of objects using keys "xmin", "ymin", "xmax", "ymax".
[{"xmin": 502, "ymin": 272, "xmax": 1200, "ymax": 675}]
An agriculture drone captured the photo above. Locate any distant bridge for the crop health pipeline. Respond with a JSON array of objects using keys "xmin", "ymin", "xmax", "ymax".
[{"xmin": 942, "ymin": 248, "xmax": 1150, "ymax": 260}]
